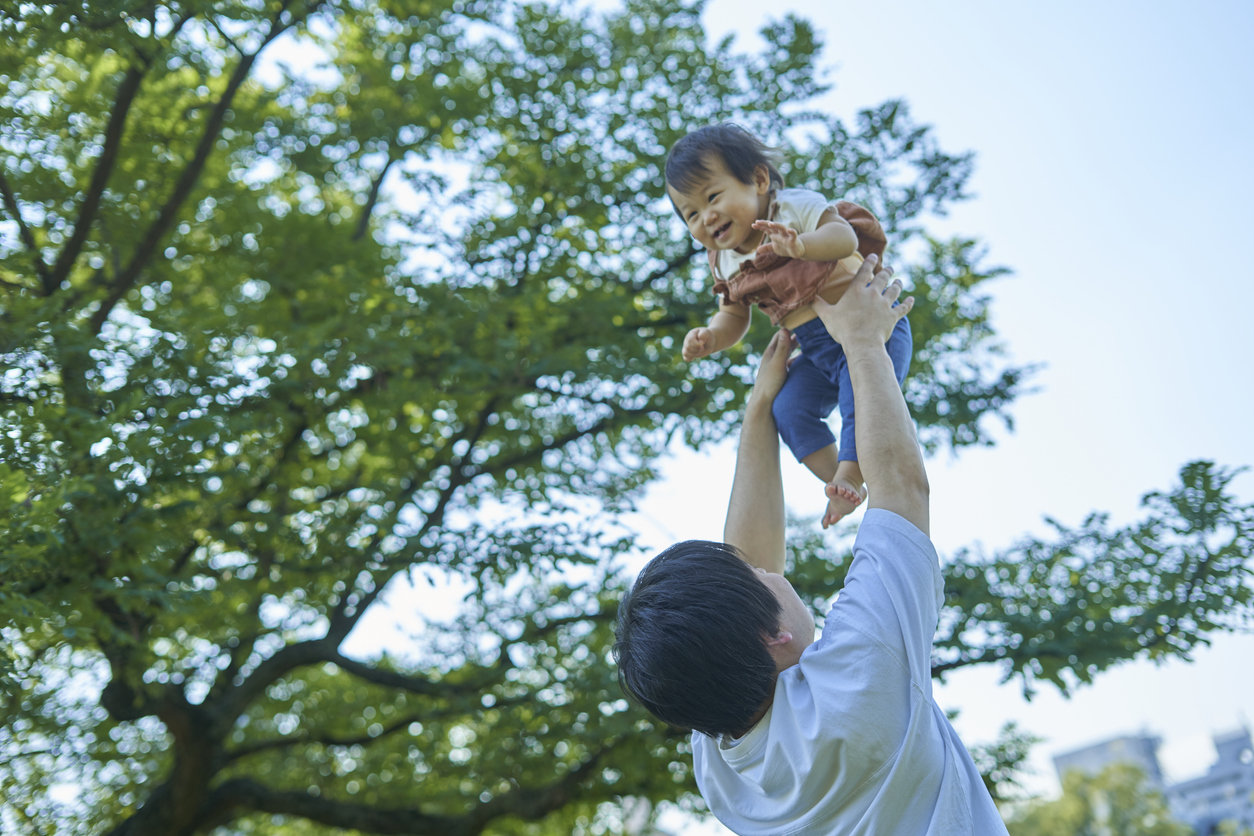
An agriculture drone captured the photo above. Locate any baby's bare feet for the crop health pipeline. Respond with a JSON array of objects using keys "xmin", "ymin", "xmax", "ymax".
[{"xmin": 822, "ymin": 479, "xmax": 867, "ymax": 528}]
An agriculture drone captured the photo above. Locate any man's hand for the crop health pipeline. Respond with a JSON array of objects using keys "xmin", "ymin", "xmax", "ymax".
[
  {"xmin": 753, "ymin": 220, "xmax": 806, "ymax": 260},
  {"xmin": 682, "ymin": 327, "xmax": 715, "ymax": 361},
  {"xmin": 809, "ymin": 254, "xmax": 913, "ymax": 347},
  {"xmin": 748, "ymin": 327, "xmax": 797, "ymax": 406}
]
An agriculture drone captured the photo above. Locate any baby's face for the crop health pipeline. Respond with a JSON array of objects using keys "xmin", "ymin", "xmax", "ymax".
[{"xmin": 667, "ymin": 156, "xmax": 771, "ymax": 255}]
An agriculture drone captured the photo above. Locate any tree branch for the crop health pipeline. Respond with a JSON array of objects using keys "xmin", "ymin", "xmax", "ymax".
[
  {"xmin": 206, "ymin": 14, "xmax": 246, "ymax": 56},
  {"xmin": 224, "ymin": 693, "xmax": 536, "ymax": 764},
  {"xmin": 46, "ymin": 64, "xmax": 149, "ymax": 296},
  {"xmin": 218, "ymin": 635, "xmax": 338, "ymax": 720},
  {"xmin": 171, "ymin": 412, "xmax": 310, "ymax": 576},
  {"xmin": 87, "ymin": 11, "xmax": 296, "ymax": 334},
  {"xmin": 627, "ymin": 243, "xmax": 699, "ymax": 293},
  {"xmin": 0, "ymin": 169, "xmax": 50, "ymax": 288},
  {"xmin": 197, "ymin": 737, "xmax": 621, "ymax": 835},
  {"xmin": 226, "ymin": 710, "xmax": 429, "ymax": 763},
  {"xmin": 468, "ymin": 404, "xmax": 638, "ymax": 479},
  {"xmin": 197, "ymin": 778, "xmax": 469, "ymax": 836},
  {"xmin": 326, "ymin": 649, "xmax": 509, "ymax": 698},
  {"xmin": 353, "ymin": 151, "xmax": 399, "ymax": 242},
  {"xmin": 474, "ymin": 739, "xmax": 616, "ymax": 824}
]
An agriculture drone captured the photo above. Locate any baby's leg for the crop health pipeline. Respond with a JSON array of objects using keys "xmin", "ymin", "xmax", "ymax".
[
  {"xmin": 800, "ymin": 443, "xmax": 838, "ymax": 485},
  {"xmin": 774, "ymin": 352, "xmax": 839, "ymax": 484},
  {"xmin": 799, "ymin": 445, "xmax": 865, "ymax": 528},
  {"xmin": 823, "ymin": 459, "xmax": 866, "ymax": 528}
]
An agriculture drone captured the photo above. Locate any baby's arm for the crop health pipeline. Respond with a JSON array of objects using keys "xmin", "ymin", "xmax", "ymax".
[
  {"xmin": 682, "ymin": 300, "xmax": 750, "ymax": 362},
  {"xmin": 753, "ymin": 208, "xmax": 858, "ymax": 262}
]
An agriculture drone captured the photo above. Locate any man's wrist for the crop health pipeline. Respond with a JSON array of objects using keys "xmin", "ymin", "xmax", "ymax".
[
  {"xmin": 837, "ymin": 333, "xmax": 887, "ymax": 356},
  {"xmin": 745, "ymin": 389, "xmax": 777, "ymax": 420}
]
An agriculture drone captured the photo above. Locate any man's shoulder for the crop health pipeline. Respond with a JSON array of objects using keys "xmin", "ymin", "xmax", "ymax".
[{"xmin": 844, "ymin": 508, "xmax": 943, "ymax": 613}]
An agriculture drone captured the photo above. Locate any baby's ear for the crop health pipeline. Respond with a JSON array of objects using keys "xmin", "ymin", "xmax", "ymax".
[{"xmin": 754, "ymin": 164, "xmax": 772, "ymax": 193}]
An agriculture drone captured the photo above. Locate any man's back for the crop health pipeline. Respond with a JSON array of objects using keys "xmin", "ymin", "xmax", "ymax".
[{"xmin": 692, "ymin": 511, "xmax": 1008, "ymax": 835}]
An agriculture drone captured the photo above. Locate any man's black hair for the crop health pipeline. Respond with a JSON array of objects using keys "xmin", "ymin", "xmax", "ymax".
[
  {"xmin": 664, "ymin": 123, "xmax": 785, "ymax": 198},
  {"xmin": 613, "ymin": 540, "xmax": 782, "ymax": 738}
]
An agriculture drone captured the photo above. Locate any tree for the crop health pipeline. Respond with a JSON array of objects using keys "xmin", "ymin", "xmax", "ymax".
[
  {"xmin": 0, "ymin": 1, "xmax": 1248, "ymax": 835},
  {"xmin": 786, "ymin": 460, "xmax": 1254, "ymax": 698},
  {"xmin": 1007, "ymin": 763, "xmax": 1192, "ymax": 836}
]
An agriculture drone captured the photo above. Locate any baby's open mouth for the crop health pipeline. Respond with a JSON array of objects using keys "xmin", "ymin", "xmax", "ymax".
[{"xmin": 713, "ymin": 222, "xmax": 732, "ymax": 241}]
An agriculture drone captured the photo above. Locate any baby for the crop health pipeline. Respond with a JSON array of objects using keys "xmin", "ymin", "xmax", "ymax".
[{"xmin": 666, "ymin": 123, "xmax": 912, "ymax": 526}]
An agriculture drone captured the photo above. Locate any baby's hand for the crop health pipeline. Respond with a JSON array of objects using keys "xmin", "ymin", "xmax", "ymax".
[
  {"xmin": 753, "ymin": 220, "xmax": 806, "ymax": 260},
  {"xmin": 683, "ymin": 327, "xmax": 716, "ymax": 362}
]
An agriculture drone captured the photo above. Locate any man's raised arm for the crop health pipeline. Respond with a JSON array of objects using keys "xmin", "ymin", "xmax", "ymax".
[
  {"xmin": 722, "ymin": 328, "xmax": 797, "ymax": 574},
  {"xmin": 811, "ymin": 256, "xmax": 928, "ymax": 535}
]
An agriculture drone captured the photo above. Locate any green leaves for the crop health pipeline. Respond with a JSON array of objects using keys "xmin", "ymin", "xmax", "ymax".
[
  {"xmin": 935, "ymin": 461, "xmax": 1254, "ymax": 695},
  {"xmin": 2, "ymin": 0, "xmax": 1243, "ymax": 833},
  {"xmin": 905, "ymin": 235, "xmax": 1035, "ymax": 452},
  {"xmin": 1007, "ymin": 763, "xmax": 1194, "ymax": 836},
  {"xmin": 5, "ymin": 2, "xmax": 865, "ymax": 831}
]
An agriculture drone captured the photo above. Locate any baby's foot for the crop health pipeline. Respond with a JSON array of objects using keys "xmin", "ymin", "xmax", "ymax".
[{"xmin": 822, "ymin": 479, "xmax": 867, "ymax": 528}]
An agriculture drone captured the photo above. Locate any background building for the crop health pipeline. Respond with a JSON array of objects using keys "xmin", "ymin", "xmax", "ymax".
[
  {"xmin": 1166, "ymin": 728, "xmax": 1254, "ymax": 835},
  {"xmin": 1054, "ymin": 728, "xmax": 1254, "ymax": 835},
  {"xmin": 1053, "ymin": 733, "xmax": 1166, "ymax": 788}
]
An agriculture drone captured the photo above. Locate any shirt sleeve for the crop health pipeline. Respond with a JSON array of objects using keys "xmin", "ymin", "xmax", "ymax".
[
  {"xmin": 834, "ymin": 200, "xmax": 888, "ymax": 264},
  {"xmin": 820, "ymin": 508, "xmax": 944, "ymax": 685},
  {"xmin": 775, "ymin": 188, "xmax": 840, "ymax": 234}
]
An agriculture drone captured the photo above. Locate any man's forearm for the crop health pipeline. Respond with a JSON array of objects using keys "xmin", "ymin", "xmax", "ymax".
[
  {"xmin": 844, "ymin": 337, "xmax": 929, "ymax": 534},
  {"xmin": 723, "ymin": 394, "xmax": 786, "ymax": 573},
  {"xmin": 808, "ymin": 255, "xmax": 926, "ymax": 531}
]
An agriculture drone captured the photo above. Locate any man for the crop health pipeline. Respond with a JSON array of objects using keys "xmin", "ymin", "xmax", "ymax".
[{"xmin": 614, "ymin": 256, "xmax": 1009, "ymax": 834}]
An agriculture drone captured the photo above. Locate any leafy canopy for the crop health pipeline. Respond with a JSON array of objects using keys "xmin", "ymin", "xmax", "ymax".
[{"xmin": 0, "ymin": 1, "xmax": 1248, "ymax": 835}]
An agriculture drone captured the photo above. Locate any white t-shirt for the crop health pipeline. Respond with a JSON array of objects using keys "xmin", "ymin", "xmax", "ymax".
[
  {"xmin": 714, "ymin": 187, "xmax": 838, "ymax": 280},
  {"xmin": 692, "ymin": 510, "xmax": 1009, "ymax": 835}
]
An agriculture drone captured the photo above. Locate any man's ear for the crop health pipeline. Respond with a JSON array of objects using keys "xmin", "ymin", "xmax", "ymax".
[{"xmin": 765, "ymin": 630, "xmax": 793, "ymax": 647}]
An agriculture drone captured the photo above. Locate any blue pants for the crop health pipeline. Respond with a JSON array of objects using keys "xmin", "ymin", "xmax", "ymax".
[{"xmin": 772, "ymin": 315, "xmax": 913, "ymax": 464}]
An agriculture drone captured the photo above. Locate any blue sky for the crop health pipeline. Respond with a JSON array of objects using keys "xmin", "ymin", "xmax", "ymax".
[{"xmin": 628, "ymin": 0, "xmax": 1254, "ymax": 806}]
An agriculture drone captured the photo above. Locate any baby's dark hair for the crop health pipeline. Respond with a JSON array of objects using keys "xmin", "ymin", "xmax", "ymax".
[
  {"xmin": 613, "ymin": 540, "xmax": 782, "ymax": 738},
  {"xmin": 664, "ymin": 123, "xmax": 785, "ymax": 196}
]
